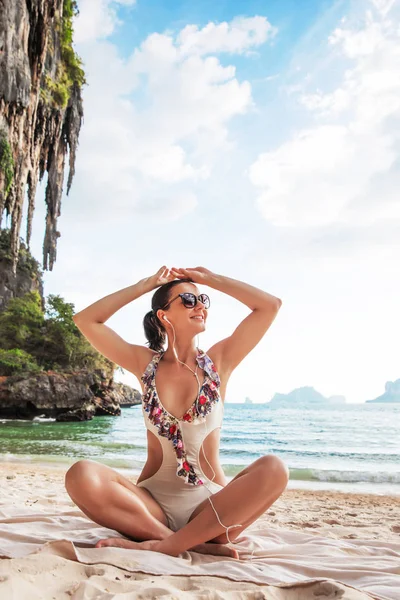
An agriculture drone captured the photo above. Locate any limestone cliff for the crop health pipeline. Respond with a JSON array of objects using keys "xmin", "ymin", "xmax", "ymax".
[
  {"xmin": 268, "ymin": 386, "xmax": 347, "ymax": 405},
  {"xmin": 366, "ymin": 379, "xmax": 400, "ymax": 403},
  {"xmin": 0, "ymin": 228, "xmax": 44, "ymax": 312},
  {"xmin": 0, "ymin": 0, "xmax": 84, "ymax": 277}
]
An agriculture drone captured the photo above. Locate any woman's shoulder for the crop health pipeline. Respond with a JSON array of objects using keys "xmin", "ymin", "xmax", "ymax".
[
  {"xmin": 198, "ymin": 348, "xmax": 220, "ymax": 383},
  {"xmin": 202, "ymin": 345, "xmax": 234, "ymax": 387},
  {"xmin": 137, "ymin": 347, "xmax": 163, "ymax": 381},
  {"xmin": 202, "ymin": 346, "xmax": 220, "ymax": 372}
]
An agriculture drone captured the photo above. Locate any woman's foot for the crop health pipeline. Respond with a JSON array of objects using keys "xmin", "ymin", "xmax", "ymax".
[
  {"xmin": 191, "ymin": 542, "xmax": 239, "ymax": 559},
  {"xmin": 95, "ymin": 537, "xmax": 239, "ymax": 559}
]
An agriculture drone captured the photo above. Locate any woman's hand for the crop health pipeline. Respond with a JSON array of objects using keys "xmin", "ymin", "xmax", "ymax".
[
  {"xmin": 143, "ymin": 266, "xmax": 176, "ymax": 291},
  {"xmin": 170, "ymin": 267, "xmax": 216, "ymax": 286}
]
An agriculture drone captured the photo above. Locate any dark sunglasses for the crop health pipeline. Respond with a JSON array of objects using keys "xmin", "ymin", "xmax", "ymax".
[{"xmin": 163, "ymin": 292, "xmax": 210, "ymax": 310}]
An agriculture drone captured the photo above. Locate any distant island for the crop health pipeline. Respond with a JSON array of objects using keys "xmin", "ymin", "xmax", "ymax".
[
  {"xmin": 366, "ymin": 379, "xmax": 400, "ymax": 403},
  {"xmin": 268, "ymin": 386, "xmax": 346, "ymax": 406},
  {"xmin": 244, "ymin": 397, "xmax": 253, "ymax": 404}
]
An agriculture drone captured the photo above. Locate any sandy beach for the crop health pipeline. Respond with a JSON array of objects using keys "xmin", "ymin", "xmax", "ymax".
[{"xmin": 1, "ymin": 461, "xmax": 399, "ymax": 599}]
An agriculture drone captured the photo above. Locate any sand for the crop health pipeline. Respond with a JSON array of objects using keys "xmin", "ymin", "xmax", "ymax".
[{"xmin": 1, "ymin": 461, "xmax": 399, "ymax": 599}]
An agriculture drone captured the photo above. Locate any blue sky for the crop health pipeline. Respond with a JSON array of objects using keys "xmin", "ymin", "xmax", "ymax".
[{"xmin": 19, "ymin": 0, "xmax": 400, "ymax": 403}]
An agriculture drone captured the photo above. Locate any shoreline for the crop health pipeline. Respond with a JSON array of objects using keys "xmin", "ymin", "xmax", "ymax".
[{"xmin": 1, "ymin": 456, "xmax": 399, "ymax": 497}]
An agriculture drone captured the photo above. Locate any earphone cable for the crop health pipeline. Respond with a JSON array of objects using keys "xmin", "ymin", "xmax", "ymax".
[{"xmin": 166, "ymin": 319, "xmax": 257, "ymax": 561}]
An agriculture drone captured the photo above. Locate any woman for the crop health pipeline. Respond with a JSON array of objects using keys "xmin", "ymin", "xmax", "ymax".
[{"xmin": 65, "ymin": 266, "xmax": 289, "ymax": 559}]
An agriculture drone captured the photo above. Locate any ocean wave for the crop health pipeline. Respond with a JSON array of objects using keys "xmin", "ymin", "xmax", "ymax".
[
  {"xmin": 76, "ymin": 440, "xmax": 145, "ymax": 451},
  {"xmin": 280, "ymin": 467, "xmax": 400, "ymax": 484},
  {"xmin": 220, "ymin": 464, "xmax": 400, "ymax": 484},
  {"xmin": 221, "ymin": 447, "xmax": 400, "ymax": 462}
]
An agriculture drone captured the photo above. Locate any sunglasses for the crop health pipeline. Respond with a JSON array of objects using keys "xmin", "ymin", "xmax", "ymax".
[{"xmin": 163, "ymin": 292, "xmax": 210, "ymax": 310}]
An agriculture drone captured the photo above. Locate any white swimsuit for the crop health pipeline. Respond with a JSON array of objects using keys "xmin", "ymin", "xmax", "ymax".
[{"xmin": 136, "ymin": 350, "xmax": 225, "ymax": 531}]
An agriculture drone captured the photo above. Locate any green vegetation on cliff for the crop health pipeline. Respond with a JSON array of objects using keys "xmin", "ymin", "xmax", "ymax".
[
  {"xmin": 0, "ymin": 348, "xmax": 42, "ymax": 377},
  {"xmin": 0, "ymin": 130, "xmax": 14, "ymax": 199},
  {"xmin": 0, "ymin": 231, "xmax": 114, "ymax": 378},
  {"xmin": 41, "ymin": 0, "xmax": 86, "ymax": 108},
  {"xmin": 0, "ymin": 229, "xmax": 42, "ymax": 280},
  {"xmin": 0, "ymin": 291, "xmax": 115, "ymax": 377}
]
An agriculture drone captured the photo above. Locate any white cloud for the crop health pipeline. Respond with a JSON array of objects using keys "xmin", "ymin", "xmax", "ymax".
[
  {"xmin": 370, "ymin": 0, "xmax": 397, "ymax": 17},
  {"xmin": 299, "ymin": 88, "xmax": 350, "ymax": 114},
  {"xmin": 176, "ymin": 16, "xmax": 277, "ymax": 57},
  {"xmin": 133, "ymin": 191, "xmax": 198, "ymax": 221},
  {"xmin": 249, "ymin": 1, "xmax": 400, "ymax": 229},
  {"xmin": 74, "ymin": 0, "xmax": 136, "ymax": 43},
  {"xmin": 73, "ymin": 15, "xmax": 270, "ymax": 221},
  {"xmin": 138, "ymin": 146, "xmax": 209, "ymax": 183},
  {"xmin": 329, "ymin": 13, "xmax": 385, "ymax": 58}
]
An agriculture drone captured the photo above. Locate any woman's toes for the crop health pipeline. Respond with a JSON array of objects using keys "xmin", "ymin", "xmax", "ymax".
[
  {"xmin": 215, "ymin": 544, "xmax": 239, "ymax": 559},
  {"xmin": 191, "ymin": 542, "xmax": 239, "ymax": 559},
  {"xmin": 95, "ymin": 538, "xmax": 111, "ymax": 548},
  {"xmin": 95, "ymin": 537, "xmax": 135, "ymax": 549},
  {"xmin": 220, "ymin": 545, "xmax": 239, "ymax": 559}
]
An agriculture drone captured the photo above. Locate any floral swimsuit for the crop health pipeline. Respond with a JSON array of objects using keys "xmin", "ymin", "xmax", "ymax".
[{"xmin": 136, "ymin": 349, "xmax": 225, "ymax": 531}]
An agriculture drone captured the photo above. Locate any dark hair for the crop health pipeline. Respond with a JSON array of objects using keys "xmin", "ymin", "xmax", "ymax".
[{"xmin": 143, "ymin": 278, "xmax": 194, "ymax": 352}]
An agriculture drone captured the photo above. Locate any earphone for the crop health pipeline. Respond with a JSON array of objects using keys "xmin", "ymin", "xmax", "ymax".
[{"xmin": 164, "ymin": 317, "xmax": 246, "ymax": 551}]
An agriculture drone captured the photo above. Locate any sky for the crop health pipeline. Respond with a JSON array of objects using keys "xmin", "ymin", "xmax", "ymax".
[{"xmin": 13, "ymin": 0, "xmax": 400, "ymax": 403}]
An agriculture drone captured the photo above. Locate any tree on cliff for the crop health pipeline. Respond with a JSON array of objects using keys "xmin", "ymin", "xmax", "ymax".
[{"xmin": 0, "ymin": 291, "xmax": 115, "ymax": 376}]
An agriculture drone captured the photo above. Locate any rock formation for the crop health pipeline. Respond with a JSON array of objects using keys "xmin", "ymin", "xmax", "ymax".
[
  {"xmin": 0, "ymin": 229, "xmax": 44, "ymax": 312},
  {"xmin": 268, "ymin": 386, "xmax": 346, "ymax": 405},
  {"xmin": 0, "ymin": 3, "xmax": 143, "ymax": 421},
  {"xmin": 0, "ymin": 0, "xmax": 84, "ymax": 276},
  {"xmin": 366, "ymin": 379, "xmax": 400, "ymax": 403},
  {"xmin": 0, "ymin": 368, "xmax": 142, "ymax": 420}
]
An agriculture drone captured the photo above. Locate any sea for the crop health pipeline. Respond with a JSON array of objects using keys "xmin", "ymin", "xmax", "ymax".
[{"xmin": 1, "ymin": 402, "xmax": 399, "ymax": 496}]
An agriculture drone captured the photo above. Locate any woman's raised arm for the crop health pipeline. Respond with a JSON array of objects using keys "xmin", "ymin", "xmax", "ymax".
[
  {"xmin": 170, "ymin": 267, "xmax": 282, "ymax": 377},
  {"xmin": 73, "ymin": 267, "xmax": 174, "ymax": 378}
]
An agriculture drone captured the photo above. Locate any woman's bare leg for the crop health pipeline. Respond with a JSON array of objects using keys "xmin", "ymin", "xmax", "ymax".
[
  {"xmin": 66, "ymin": 460, "xmax": 240, "ymax": 557},
  {"xmin": 188, "ymin": 454, "xmax": 288, "ymax": 541},
  {"xmin": 65, "ymin": 459, "xmax": 172, "ymax": 542},
  {"xmin": 92, "ymin": 455, "xmax": 289, "ymax": 557},
  {"xmin": 155, "ymin": 455, "xmax": 289, "ymax": 556}
]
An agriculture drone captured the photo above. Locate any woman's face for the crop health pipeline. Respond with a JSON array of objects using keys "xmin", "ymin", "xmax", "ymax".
[{"xmin": 160, "ymin": 282, "xmax": 208, "ymax": 334}]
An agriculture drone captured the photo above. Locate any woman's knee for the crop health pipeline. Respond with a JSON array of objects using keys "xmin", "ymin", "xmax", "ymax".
[
  {"xmin": 65, "ymin": 459, "xmax": 106, "ymax": 500},
  {"xmin": 256, "ymin": 455, "xmax": 289, "ymax": 489}
]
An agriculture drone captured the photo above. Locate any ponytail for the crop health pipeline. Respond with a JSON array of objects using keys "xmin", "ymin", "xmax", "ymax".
[
  {"xmin": 143, "ymin": 277, "xmax": 193, "ymax": 352},
  {"xmin": 143, "ymin": 310, "xmax": 166, "ymax": 352}
]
